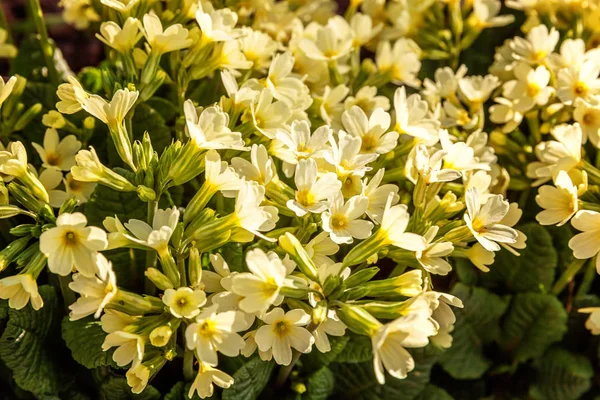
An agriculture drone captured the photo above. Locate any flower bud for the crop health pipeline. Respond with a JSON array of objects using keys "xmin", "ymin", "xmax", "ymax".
[
  {"xmin": 9, "ymin": 224, "xmax": 35, "ymax": 237},
  {"xmin": 158, "ymin": 251, "xmax": 181, "ymax": 287},
  {"xmin": 360, "ymin": 270, "xmax": 422, "ymax": 297},
  {"xmin": 336, "ymin": 302, "xmax": 381, "ymax": 336},
  {"xmin": 71, "ymin": 148, "xmax": 137, "ymax": 192},
  {"xmin": 13, "ymin": 103, "xmax": 42, "ymax": 131},
  {"xmin": 8, "ymin": 183, "xmax": 42, "ymax": 213},
  {"xmin": 0, "ymin": 235, "xmax": 31, "ymax": 272},
  {"xmin": 187, "ymin": 246, "xmax": 202, "ymax": 289},
  {"xmin": 278, "ymin": 233, "xmax": 318, "ymax": 281},
  {"xmin": 359, "ymin": 300, "xmax": 410, "ymax": 319},
  {"xmin": 0, "ymin": 204, "xmax": 26, "ymax": 219},
  {"xmin": 58, "ymin": 196, "xmax": 79, "ymax": 215},
  {"xmin": 83, "ymin": 116, "xmax": 95, "ymax": 130},
  {"xmin": 137, "ymin": 185, "xmax": 156, "ymax": 202},
  {"xmin": 312, "ymin": 301, "xmax": 328, "ymax": 325},
  {"xmin": 145, "ymin": 267, "xmax": 174, "ymax": 291},
  {"xmin": 344, "ymin": 267, "xmax": 380, "ymax": 288}
]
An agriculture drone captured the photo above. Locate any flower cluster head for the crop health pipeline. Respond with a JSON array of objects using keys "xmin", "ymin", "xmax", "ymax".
[{"xmin": 0, "ymin": 0, "xmax": 538, "ymax": 398}]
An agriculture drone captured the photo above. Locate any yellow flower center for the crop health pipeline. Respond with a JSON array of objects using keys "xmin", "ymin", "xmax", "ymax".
[
  {"xmin": 46, "ymin": 152, "xmax": 61, "ymax": 166},
  {"xmin": 533, "ymin": 50, "xmax": 546, "ymax": 61},
  {"xmin": 527, "ymin": 83, "xmax": 541, "ymax": 98},
  {"xmin": 273, "ymin": 320, "xmax": 291, "ymax": 337},
  {"xmin": 471, "ymin": 217, "xmax": 485, "ymax": 233},
  {"xmin": 331, "ymin": 214, "xmax": 349, "ymax": 230},
  {"xmin": 197, "ymin": 320, "xmax": 217, "ymax": 338},
  {"xmin": 296, "ymin": 189, "xmax": 315, "ymax": 206},
  {"xmin": 361, "ymin": 135, "xmax": 377, "ymax": 152},
  {"xmin": 574, "ymin": 81, "xmax": 589, "ymax": 97},
  {"xmin": 68, "ymin": 179, "xmax": 81, "ymax": 192},
  {"xmin": 63, "ymin": 230, "xmax": 79, "ymax": 246},
  {"xmin": 457, "ymin": 110, "xmax": 471, "ymax": 126},
  {"xmin": 583, "ymin": 111, "xmax": 596, "ymax": 126}
]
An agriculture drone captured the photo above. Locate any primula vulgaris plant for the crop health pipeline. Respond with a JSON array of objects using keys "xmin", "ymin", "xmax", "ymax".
[{"xmin": 8, "ymin": 0, "xmax": 595, "ymax": 398}]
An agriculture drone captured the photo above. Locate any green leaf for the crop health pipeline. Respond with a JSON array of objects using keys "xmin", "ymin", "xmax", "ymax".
[
  {"xmin": 9, "ymin": 36, "xmax": 48, "ymax": 81},
  {"xmin": 330, "ymin": 346, "xmax": 442, "ymax": 400},
  {"xmin": 0, "ymin": 286, "xmax": 72, "ymax": 397},
  {"xmin": 302, "ymin": 335, "xmax": 350, "ymax": 369},
  {"xmin": 221, "ymin": 357, "xmax": 275, "ymax": 400},
  {"xmin": 334, "ymin": 334, "xmax": 372, "ymax": 363},
  {"xmin": 99, "ymin": 376, "xmax": 161, "ymax": 400},
  {"xmin": 165, "ymin": 382, "xmax": 187, "ymax": 400},
  {"xmin": 83, "ymin": 171, "xmax": 144, "ymax": 227},
  {"xmin": 500, "ymin": 293, "xmax": 568, "ymax": 363},
  {"xmin": 146, "ymin": 97, "xmax": 181, "ymax": 123},
  {"xmin": 62, "ymin": 316, "xmax": 117, "ymax": 369},
  {"xmin": 218, "ymin": 242, "xmax": 245, "ymax": 273},
  {"xmin": 440, "ymin": 283, "xmax": 509, "ymax": 379},
  {"xmin": 415, "ymin": 385, "xmax": 454, "ymax": 400},
  {"xmin": 481, "ymin": 223, "xmax": 557, "ymax": 293},
  {"xmin": 529, "ymin": 348, "xmax": 593, "ymax": 400},
  {"xmin": 132, "ymin": 103, "xmax": 173, "ymax": 155},
  {"xmin": 304, "ymin": 367, "xmax": 335, "ymax": 400}
]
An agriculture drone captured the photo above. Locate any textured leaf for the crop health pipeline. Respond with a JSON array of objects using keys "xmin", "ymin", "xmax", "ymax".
[
  {"xmin": 221, "ymin": 357, "xmax": 274, "ymax": 400},
  {"xmin": 62, "ymin": 316, "xmax": 117, "ymax": 369},
  {"xmin": 529, "ymin": 348, "xmax": 593, "ymax": 400},
  {"xmin": 0, "ymin": 286, "xmax": 72, "ymax": 397},
  {"xmin": 330, "ymin": 346, "xmax": 442, "ymax": 400},
  {"xmin": 99, "ymin": 376, "xmax": 161, "ymax": 400},
  {"xmin": 334, "ymin": 334, "xmax": 372, "ymax": 363},
  {"xmin": 304, "ymin": 366, "xmax": 335, "ymax": 400},
  {"xmin": 500, "ymin": 293, "xmax": 568, "ymax": 363},
  {"xmin": 415, "ymin": 384, "xmax": 454, "ymax": 400},
  {"xmin": 84, "ymin": 178, "xmax": 146, "ymax": 290},
  {"xmin": 481, "ymin": 223, "xmax": 556, "ymax": 293},
  {"xmin": 217, "ymin": 242, "xmax": 245, "ymax": 273},
  {"xmin": 83, "ymin": 171, "xmax": 144, "ymax": 227},
  {"xmin": 440, "ymin": 283, "xmax": 509, "ymax": 379},
  {"xmin": 165, "ymin": 382, "xmax": 187, "ymax": 400}
]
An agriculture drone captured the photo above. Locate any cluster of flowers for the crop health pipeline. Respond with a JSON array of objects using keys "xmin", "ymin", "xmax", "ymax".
[
  {"xmin": 0, "ymin": 0, "xmax": 525, "ymax": 398},
  {"xmin": 479, "ymin": 1, "xmax": 600, "ymax": 337}
]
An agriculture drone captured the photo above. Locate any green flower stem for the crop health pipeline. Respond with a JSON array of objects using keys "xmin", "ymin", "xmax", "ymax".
[
  {"xmin": 576, "ymin": 257, "xmax": 596, "ymax": 296},
  {"xmin": 59, "ymin": 275, "xmax": 76, "ymax": 312},
  {"xmin": 27, "ymin": 0, "xmax": 60, "ymax": 86},
  {"xmin": 275, "ymin": 322, "xmax": 320, "ymax": 388},
  {"xmin": 552, "ymin": 258, "xmax": 586, "ymax": 295}
]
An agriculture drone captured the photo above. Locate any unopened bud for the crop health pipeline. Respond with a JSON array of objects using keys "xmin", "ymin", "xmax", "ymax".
[
  {"xmin": 83, "ymin": 116, "xmax": 95, "ymax": 130},
  {"xmin": 59, "ymin": 196, "xmax": 79, "ymax": 215},
  {"xmin": 13, "ymin": 103, "xmax": 43, "ymax": 131},
  {"xmin": 0, "ymin": 235, "xmax": 31, "ymax": 272},
  {"xmin": 312, "ymin": 301, "xmax": 328, "ymax": 325},
  {"xmin": 8, "ymin": 183, "xmax": 42, "ymax": 213},
  {"xmin": 137, "ymin": 185, "xmax": 156, "ymax": 202},
  {"xmin": 360, "ymin": 270, "xmax": 422, "ymax": 297},
  {"xmin": 9, "ymin": 224, "xmax": 35, "ymax": 237},
  {"xmin": 145, "ymin": 267, "xmax": 174, "ymax": 291},
  {"xmin": 344, "ymin": 267, "xmax": 380, "ymax": 288},
  {"xmin": 0, "ymin": 204, "xmax": 26, "ymax": 219},
  {"xmin": 188, "ymin": 246, "xmax": 202, "ymax": 289},
  {"xmin": 278, "ymin": 233, "xmax": 318, "ymax": 281},
  {"xmin": 336, "ymin": 302, "xmax": 381, "ymax": 336}
]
